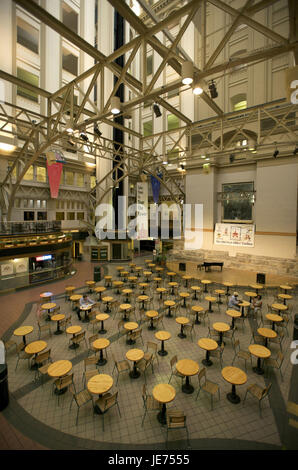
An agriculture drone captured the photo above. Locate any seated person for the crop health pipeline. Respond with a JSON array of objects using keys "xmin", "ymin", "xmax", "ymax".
[
  {"xmin": 77, "ymin": 294, "xmax": 94, "ymax": 320},
  {"xmin": 228, "ymin": 291, "xmax": 241, "ymax": 311},
  {"xmin": 251, "ymin": 294, "xmax": 262, "ymax": 314}
]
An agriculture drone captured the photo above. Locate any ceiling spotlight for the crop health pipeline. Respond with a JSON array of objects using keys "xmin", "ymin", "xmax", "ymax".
[
  {"xmin": 67, "ymin": 138, "xmax": 75, "ymax": 147},
  {"xmin": 111, "ymin": 96, "xmax": 121, "ymax": 115},
  {"xmin": 80, "ymin": 131, "xmax": 89, "ymax": 142},
  {"xmin": 229, "ymin": 154, "xmax": 235, "ymax": 163},
  {"xmin": 162, "ymin": 156, "xmax": 168, "ymax": 165},
  {"xmin": 94, "ymin": 125, "xmax": 102, "ymax": 137},
  {"xmin": 273, "ymin": 149, "xmax": 279, "ymax": 158},
  {"xmin": 153, "ymin": 103, "xmax": 162, "ymax": 118},
  {"xmin": 66, "ymin": 119, "xmax": 74, "ymax": 133},
  {"xmin": 181, "ymin": 60, "xmax": 194, "ymax": 85},
  {"xmin": 209, "ymin": 80, "xmax": 218, "ymax": 99},
  {"xmin": 192, "ymin": 81, "xmax": 204, "ymax": 95}
]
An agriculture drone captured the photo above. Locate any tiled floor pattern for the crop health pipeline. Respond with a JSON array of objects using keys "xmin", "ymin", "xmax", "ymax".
[{"xmin": 1, "ymin": 257, "xmax": 298, "ymax": 450}]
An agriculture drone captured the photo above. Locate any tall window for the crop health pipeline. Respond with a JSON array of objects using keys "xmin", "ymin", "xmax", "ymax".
[
  {"xmin": 65, "ymin": 170, "xmax": 74, "ymax": 185},
  {"xmin": 231, "ymin": 93, "xmax": 247, "ymax": 112},
  {"xmin": 221, "ymin": 182, "xmax": 254, "ymax": 222},
  {"xmin": 17, "ymin": 67, "xmax": 39, "ymax": 102},
  {"xmin": 36, "ymin": 166, "xmax": 46, "ymax": 182},
  {"xmin": 23, "ymin": 165, "xmax": 34, "ymax": 181},
  {"xmin": 62, "ymin": 2, "xmax": 78, "ymax": 34},
  {"xmin": 146, "ymin": 54, "xmax": 153, "ymax": 76},
  {"xmin": 143, "ymin": 120, "xmax": 153, "ymax": 137},
  {"xmin": 62, "ymin": 48, "xmax": 78, "ymax": 76},
  {"xmin": 167, "ymin": 114, "xmax": 179, "ymax": 131},
  {"xmin": 17, "ymin": 17, "xmax": 39, "ymax": 54},
  {"xmin": 76, "ymin": 173, "xmax": 84, "ymax": 187}
]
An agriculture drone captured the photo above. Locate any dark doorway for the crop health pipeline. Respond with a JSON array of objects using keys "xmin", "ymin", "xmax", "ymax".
[{"xmin": 112, "ymin": 243, "xmax": 122, "ymax": 259}]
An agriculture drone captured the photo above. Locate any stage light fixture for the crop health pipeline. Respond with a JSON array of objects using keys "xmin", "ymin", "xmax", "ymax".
[
  {"xmin": 209, "ymin": 80, "xmax": 218, "ymax": 99},
  {"xmin": 94, "ymin": 125, "xmax": 102, "ymax": 137},
  {"xmin": 181, "ymin": 61, "xmax": 194, "ymax": 85},
  {"xmin": 273, "ymin": 149, "xmax": 279, "ymax": 158},
  {"xmin": 111, "ymin": 96, "xmax": 121, "ymax": 114},
  {"xmin": 192, "ymin": 81, "xmax": 204, "ymax": 95},
  {"xmin": 80, "ymin": 131, "xmax": 89, "ymax": 142},
  {"xmin": 153, "ymin": 103, "xmax": 162, "ymax": 117}
]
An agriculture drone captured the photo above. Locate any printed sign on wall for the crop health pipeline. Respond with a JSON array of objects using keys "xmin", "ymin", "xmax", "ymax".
[{"xmin": 214, "ymin": 223, "xmax": 255, "ymax": 247}]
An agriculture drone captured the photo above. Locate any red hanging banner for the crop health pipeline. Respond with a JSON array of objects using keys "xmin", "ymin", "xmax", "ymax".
[{"xmin": 46, "ymin": 161, "xmax": 63, "ymax": 198}]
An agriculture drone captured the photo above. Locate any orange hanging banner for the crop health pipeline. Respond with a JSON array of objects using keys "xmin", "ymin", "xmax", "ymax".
[{"xmin": 46, "ymin": 161, "xmax": 63, "ymax": 198}]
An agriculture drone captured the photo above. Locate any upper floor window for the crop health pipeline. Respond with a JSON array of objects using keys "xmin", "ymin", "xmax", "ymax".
[
  {"xmin": 143, "ymin": 120, "xmax": 153, "ymax": 137},
  {"xmin": 221, "ymin": 182, "xmax": 254, "ymax": 223},
  {"xmin": 62, "ymin": 2, "xmax": 78, "ymax": 34},
  {"xmin": 17, "ymin": 67, "xmax": 39, "ymax": 102},
  {"xmin": 36, "ymin": 166, "xmax": 46, "ymax": 182},
  {"xmin": 167, "ymin": 114, "xmax": 179, "ymax": 131},
  {"xmin": 23, "ymin": 165, "xmax": 34, "ymax": 181},
  {"xmin": 231, "ymin": 93, "xmax": 247, "ymax": 112},
  {"xmin": 62, "ymin": 48, "xmax": 78, "ymax": 76},
  {"xmin": 17, "ymin": 17, "xmax": 39, "ymax": 54}
]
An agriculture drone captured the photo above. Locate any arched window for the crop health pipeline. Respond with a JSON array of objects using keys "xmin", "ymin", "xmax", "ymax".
[{"xmin": 231, "ymin": 93, "xmax": 247, "ymax": 112}]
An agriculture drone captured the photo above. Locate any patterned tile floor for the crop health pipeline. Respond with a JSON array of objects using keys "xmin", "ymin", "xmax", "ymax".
[{"xmin": 1, "ymin": 256, "xmax": 298, "ymax": 450}]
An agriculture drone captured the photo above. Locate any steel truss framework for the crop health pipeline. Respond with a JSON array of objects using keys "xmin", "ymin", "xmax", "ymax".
[{"xmin": 0, "ymin": 0, "xmax": 297, "ymax": 228}]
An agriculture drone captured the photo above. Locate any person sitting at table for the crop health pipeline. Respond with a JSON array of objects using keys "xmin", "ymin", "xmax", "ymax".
[
  {"xmin": 251, "ymin": 294, "xmax": 262, "ymax": 314},
  {"xmin": 228, "ymin": 291, "xmax": 241, "ymax": 311},
  {"xmin": 77, "ymin": 294, "xmax": 94, "ymax": 321}
]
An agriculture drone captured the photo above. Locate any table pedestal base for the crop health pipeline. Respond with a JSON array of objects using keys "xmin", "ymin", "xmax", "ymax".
[
  {"xmin": 54, "ymin": 330, "xmax": 63, "ymax": 335},
  {"xmin": 69, "ymin": 343, "xmax": 79, "ymax": 350},
  {"xmin": 157, "ymin": 404, "xmax": 167, "ymax": 425},
  {"xmin": 227, "ymin": 392, "xmax": 240, "ymax": 404},
  {"xmin": 129, "ymin": 369, "xmax": 140, "ymax": 379}
]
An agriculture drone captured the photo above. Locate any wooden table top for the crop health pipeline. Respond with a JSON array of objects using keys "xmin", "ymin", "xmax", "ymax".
[
  {"xmin": 238, "ymin": 300, "xmax": 250, "ymax": 307},
  {"xmin": 278, "ymin": 294, "xmax": 293, "ymax": 300},
  {"xmin": 223, "ymin": 282, "xmax": 233, "ymax": 287},
  {"xmin": 198, "ymin": 338, "xmax": 218, "ymax": 351},
  {"xmin": 40, "ymin": 292, "xmax": 53, "ymax": 298},
  {"xmin": 249, "ymin": 344, "xmax": 271, "ymax": 359},
  {"xmin": 153, "ymin": 277, "xmax": 162, "ymax": 282},
  {"xmin": 176, "ymin": 316, "xmax": 190, "ymax": 326},
  {"xmin": 266, "ymin": 313, "xmax": 283, "ymax": 322},
  {"xmin": 87, "ymin": 374, "xmax": 113, "ymax": 395},
  {"xmin": 155, "ymin": 267, "xmax": 164, "ymax": 271},
  {"xmin": 250, "ymin": 284, "xmax": 264, "ymax": 289},
  {"xmin": 51, "ymin": 314, "xmax": 65, "ymax": 322},
  {"xmin": 168, "ymin": 282, "xmax": 178, "ymax": 286},
  {"xmin": 48, "ymin": 359, "xmax": 72, "ymax": 378},
  {"xmin": 96, "ymin": 313, "xmax": 110, "ymax": 321},
  {"xmin": 205, "ymin": 296, "xmax": 216, "ymax": 302},
  {"xmin": 280, "ymin": 285, "xmax": 293, "ymax": 290},
  {"xmin": 126, "ymin": 348, "xmax": 144, "ymax": 362},
  {"xmin": 244, "ymin": 291, "xmax": 257, "ymax": 298},
  {"xmin": 164, "ymin": 300, "xmax": 175, "ymax": 306},
  {"xmin": 138, "ymin": 295, "xmax": 149, "ymax": 301},
  {"xmin": 139, "ymin": 283, "xmax": 149, "ymax": 287},
  {"xmin": 66, "ymin": 325, "xmax": 82, "ymax": 335},
  {"xmin": 156, "ymin": 287, "xmax": 167, "ymax": 292},
  {"xmin": 70, "ymin": 295, "xmax": 82, "ymax": 301},
  {"xmin": 191, "ymin": 286, "xmax": 201, "ymax": 290},
  {"xmin": 14, "ymin": 326, "xmax": 33, "ymax": 336},
  {"xmin": 148, "ymin": 264, "xmax": 155, "ymax": 268},
  {"xmin": 102, "ymin": 296, "xmax": 114, "ymax": 302},
  {"xmin": 215, "ymin": 289, "xmax": 225, "ymax": 294},
  {"xmin": 213, "ymin": 322, "xmax": 230, "ymax": 332},
  {"xmin": 271, "ymin": 303, "xmax": 288, "ymax": 311},
  {"xmin": 120, "ymin": 303, "xmax": 132, "ymax": 310},
  {"xmin": 124, "ymin": 322, "xmax": 138, "ymax": 331},
  {"xmin": 117, "ymin": 266, "xmax": 125, "ymax": 270},
  {"xmin": 113, "ymin": 281, "xmax": 124, "ymax": 286},
  {"xmin": 155, "ymin": 331, "xmax": 171, "ymax": 342},
  {"xmin": 104, "ymin": 276, "xmax": 112, "ymax": 280},
  {"xmin": 93, "ymin": 338, "xmax": 110, "ymax": 350},
  {"xmin": 179, "ymin": 292, "xmax": 190, "ymax": 298},
  {"xmin": 226, "ymin": 309, "xmax": 241, "ymax": 318},
  {"xmin": 85, "ymin": 281, "xmax": 95, "ymax": 285},
  {"xmin": 41, "ymin": 302, "xmax": 56, "ymax": 310},
  {"xmin": 146, "ymin": 310, "xmax": 158, "ymax": 318},
  {"xmin": 201, "ymin": 279, "xmax": 212, "ymax": 284},
  {"xmin": 222, "ymin": 366, "xmax": 247, "ymax": 385},
  {"xmin": 25, "ymin": 340, "xmax": 47, "ymax": 355},
  {"xmin": 94, "ymin": 286, "xmax": 106, "ymax": 293},
  {"xmin": 167, "ymin": 272, "xmax": 176, "ymax": 276},
  {"xmin": 80, "ymin": 304, "xmax": 94, "ymax": 311},
  {"xmin": 65, "ymin": 286, "xmax": 75, "ymax": 291},
  {"xmin": 143, "ymin": 271, "xmax": 152, "ymax": 276},
  {"xmin": 176, "ymin": 359, "xmax": 199, "ymax": 377},
  {"xmin": 135, "ymin": 266, "xmax": 143, "ymax": 271},
  {"xmin": 257, "ymin": 327, "xmax": 277, "ymax": 339},
  {"xmin": 153, "ymin": 383, "xmax": 176, "ymax": 404},
  {"xmin": 182, "ymin": 275, "xmax": 192, "ymax": 280},
  {"xmin": 191, "ymin": 305, "xmax": 204, "ymax": 312}
]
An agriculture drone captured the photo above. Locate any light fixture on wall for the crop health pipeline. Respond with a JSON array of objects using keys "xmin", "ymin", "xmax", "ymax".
[
  {"xmin": 208, "ymin": 80, "xmax": 218, "ymax": 99},
  {"xmin": 153, "ymin": 103, "xmax": 162, "ymax": 117},
  {"xmin": 181, "ymin": 60, "xmax": 194, "ymax": 85},
  {"xmin": 111, "ymin": 96, "xmax": 121, "ymax": 115},
  {"xmin": 94, "ymin": 125, "xmax": 102, "ymax": 137}
]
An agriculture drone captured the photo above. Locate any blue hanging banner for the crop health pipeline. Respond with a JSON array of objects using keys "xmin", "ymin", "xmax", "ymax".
[{"xmin": 150, "ymin": 173, "xmax": 162, "ymax": 204}]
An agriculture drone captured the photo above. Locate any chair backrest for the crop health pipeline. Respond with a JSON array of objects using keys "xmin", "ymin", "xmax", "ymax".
[
  {"xmin": 170, "ymin": 355, "xmax": 177, "ymax": 368},
  {"xmin": 84, "ymin": 355, "xmax": 97, "ymax": 369},
  {"xmin": 262, "ymin": 383, "xmax": 272, "ymax": 399},
  {"xmin": 234, "ymin": 339, "xmax": 240, "ymax": 350},
  {"xmin": 16, "ymin": 342, "xmax": 25, "ymax": 354},
  {"xmin": 35, "ymin": 349, "xmax": 51, "ymax": 364},
  {"xmin": 104, "ymin": 391, "xmax": 118, "ymax": 411},
  {"xmin": 75, "ymin": 331, "xmax": 85, "ymax": 342},
  {"xmin": 89, "ymin": 333, "xmax": 98, "ymax": 346},
  {"xmin": 167, "ymin": 410, "xmax": 186, "ymax": 429},
  {"xmin": 197, "ymin": 367, "xmax": 206, "ymax": 383},
  {"xmin": 59, "ymin": 373, "xmax": 73, "ymax": 388},
  {"xmin": 147, "ymin": 341, "xmax": 157, "ymax": 353},
  {"xmin": 277, "ymin": 351, "xmax": 284, "ymax": 365}
]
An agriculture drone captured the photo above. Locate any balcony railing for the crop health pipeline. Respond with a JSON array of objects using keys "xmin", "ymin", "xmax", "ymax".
[{"xmin": 0, "ymin": 221, "xmax": 62, "ymax": 236}]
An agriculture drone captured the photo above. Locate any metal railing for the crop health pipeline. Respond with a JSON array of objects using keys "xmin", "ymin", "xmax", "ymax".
[{"xmin": 0, "ymin": 221, "xmax": 62, "ymax": 236}]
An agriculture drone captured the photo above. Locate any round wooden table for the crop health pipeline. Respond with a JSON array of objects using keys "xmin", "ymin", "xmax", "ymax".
[
  {"xmin": 41, "ymin": 302, "xmax": 56, "ymax": 321},
  {"xmin": 96, "ymin": 313, "xmax": 110, "ymax": 334},
  {"xmin": 65, "ymin": 286, "xmax": 75, "ymax": 300},
  {"xmin": 126, "ymin": 348, "xmax": 144, "ymax": 379},
  {"xmin": 51, "ymin": 313, "xmax": 65, "ymax": 335},
  {"xmin": 139, "ymin": 283, "xmax": 149, "ymax": 295},
  {"xmin": 215, "ymin": 289, "xmax": 225, "ymax": 304},
  {"xmin": 198, "ymin": 338, "xmax": 218, "ymax": 366},
  {"xmin": 280, "ymin": 285, "xmax": 293, "ymax": 294},
  {"xmin": 176, "ymin": 317, "xmax": 190, "ymax": 339},
  {"xmin": 104, "ymin": 275, "xmax": 113, "ymax": 287},
  {"xmin": 155, "ymin": 331, "xmax": 171, "ymax": 356},
  {"xmin": 250, "ymin": 283, "xmax": 264, "ymax": 294},
  {"xmin": 164, "ymin": 300, "xmax": 175, "ymax": 317},
  {"xmin": 221, "ymin": 366, "xmax": 247, "ymax": 404},
  {"xmin": 191, "ymin": 285, "xmax": 201, "ymax": 300},
  {"xmin": 168, "ymin": 282, "xmax": 178, "ymax": 295},
  {"xmin": 191, "ymin": 305, "xmax": 204, "ymax": 324},
  {"xmin": 223, "ymin": 282, "xmax": 233, "ymax": 296},
  {"xmin": 153, "ymin": 277, "xmax": 162, "ymax": 287},
  {"xmin": 182, "ymin": 275, "xmax": 192, "ymax": 288},
  {"xmin": 102, "ymin": 296, "xmax": 114, "ymax": 313},
  {"xmin": 257, "ymin": 327, "xmax": 277, "ymax": 348},
  {"xmin": 70, "ymin": 295, "xmax": 82, "ymax": 311},
  {"xmin": 138, "ymin": 295, "xmax": 149, "ymax": 310},
  {"xmin": 176, "ymin": 359, "xmax": 199, "ymax": 394},
  {"xmin": 122, "ymin": 288, "xmax": 133, "ymax": 302},
  {"xmin": 266, "ymin": 313, "xmax": 283, "ymax": 331},
  {"xmin": 80, "ymin": 304, "xmax": 93, "ymax": 323},
  {"xmin": 87, "ymin": 374, "xmax": 113, "ymax": 414},
  {"xmin": 113, "ymin": 281, "xmax": 124, "ymax": 294},
  {"xmin": 205, "ymin": 295, "xmax": 216, "ymax": 313},
  {"xmin": 93, "ymin": 338, "xmax": 110, "ymax": 366},
  {"xmin": 120, "ymin": 303, "xmax": 132, "ymax": 321},
  {"xmin": 167, "ymin": 272, "xmax": 176, "ymax": 281},
  {"xmin": 135, "ymin": 266, "xmax": 143, "ymax": 277},
  {"xmin": 226, "ymin": 309, "xmax": 241, "ymax": 329},
  {"xmin": 213, "ymin": 322, "xmax": 230, "ymax": 346},
  {"xmin": 85, "ymin": 280, "xmax": 95, "ymax": 292},
  {"xmin": 124, "ymin": 322, "xmax": 138, "ymax": 345},
  {"xmin": 25, "ymin": 340, "xmax": 47, "ymax": 370},
  {"xmin": 249, "ymin": 344, "xmax": 271, "ymax": 375},
  {"xmin": 179, "ymin": 292, "xmax": 190, "ymax": 308},
  {"xmin": 66, "ymin": 325, "xmax": 82, "ymax": 349},
  {"xmin": 271, "ymin": 303, "xmax": 288, "ymax": 314},
  {"xmin": 156, "ymin": 287, "xmax": 167, "ymax": 299},
  {"xmin": 48, "ymin": 360, "xmax": 72, "ymax": 394},
  {"xmin": 238, "ymin": 300, "xmax": 250, "ymax": 317},
  {"xmin": 143, "ymin": 271, "xmax": 152, "ymax": 282},
  {"xmin": 146, "ymin": 310, "xmax": 159, "ymax": 330},
  {"xmin": 244, "ymin": 291, "xmax": 257, "ymax": 302},
  {"xmin": 152, "ymin": 383, "xmax": 176, "ymax": 425},
  {"xmin": 201, "ymin": 279, "xmax": 212, "ymax": 293},
  {"xmin": 13, "ymin": 326, "xmax": 33, "ymax": 346},
  {"xmin": 40, "ymin": 291, "xmax": 53, "ymax": 301},
  {"xmin": 94, "ymin": 286, "xmax": 106, "ymax": 300},
  {"xmin": 278, "ymin": 293, "xmax": 293, "ymax": 305}
]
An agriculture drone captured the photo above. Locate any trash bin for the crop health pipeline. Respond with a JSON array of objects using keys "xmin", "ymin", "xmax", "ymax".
[
  {"xmin": 293, "ymin": 314, "xmax": 298, "ymax": 341},
  {"xmin": 94, "ymin": 266, "xmax": 101, "ymax": 282},
  {"xmin": 0, "ymin": 341, "xmax": 9, "ymax": 411}
]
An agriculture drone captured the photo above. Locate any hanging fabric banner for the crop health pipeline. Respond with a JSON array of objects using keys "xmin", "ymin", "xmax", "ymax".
[
  {"xmin": 150, "ymin": 173, "xmax": 161, "ymax": 204},
  {"xmin": 46, "ymin": 160, "xmax": 63, "ymax": 199}
]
